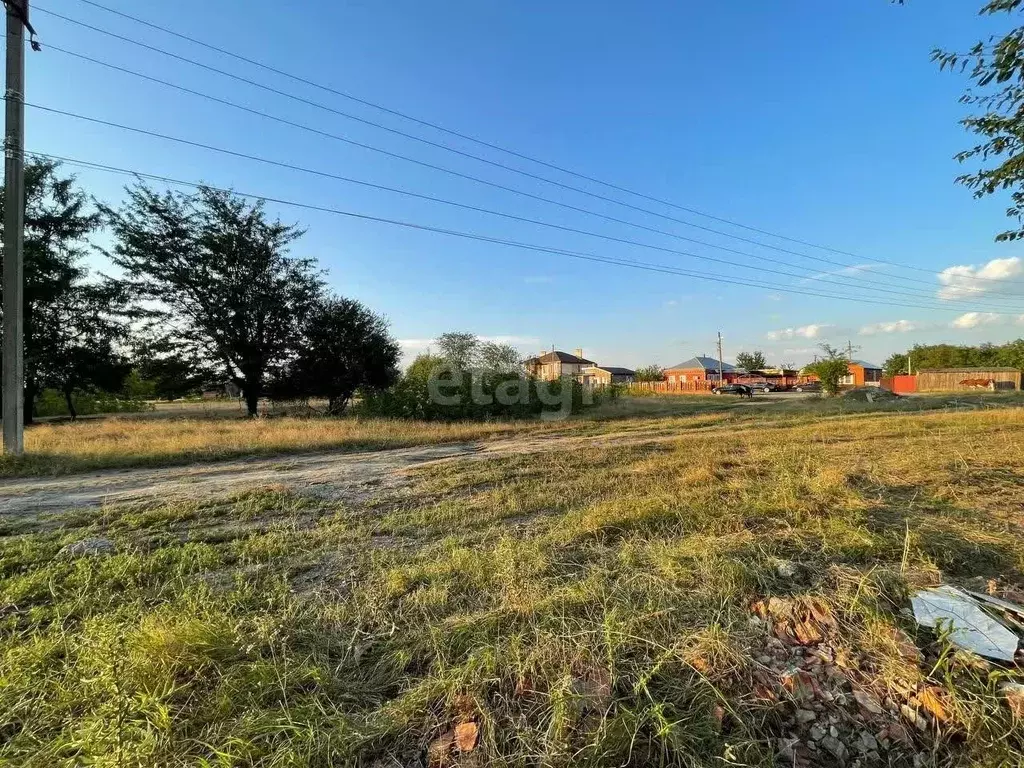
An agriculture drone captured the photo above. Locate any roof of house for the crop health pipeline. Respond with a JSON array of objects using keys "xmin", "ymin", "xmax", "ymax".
[
  {"xmin": 666, "ymin": 356, "xmax": 736, "ymax": 372},
  {"xmin": 524, "ymin": 350, "xmax": 595, "ymax": 365},
  {"xmin": 586, "ymin": 366, "xmax": 635, "ymax": 376},
  {"xmin": 849, "ymin": 359, "xmax": 882, "ymax": 370}
]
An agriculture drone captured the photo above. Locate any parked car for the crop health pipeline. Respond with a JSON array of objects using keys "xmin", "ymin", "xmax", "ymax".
[
  {"xmin": 742, "ymin": 380, "xmax": 784, "ymax": 393},
  {"xmin": 712, "ymin": 383, "xmax": 753, "ymax": 397},
  {"xmin": 793, "ymin": 381, "xmax": 821, "ymax": 393}
]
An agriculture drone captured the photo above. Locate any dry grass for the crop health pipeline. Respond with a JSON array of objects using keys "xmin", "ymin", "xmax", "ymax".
[
  {"xmin": 3, "ymin": 402, "xmax": 1024, "ymax": 765},
  {"xmin": 8, "ymin": 391, "xmax": 1023, "ymax": 478},
  {"xmin": 0, "ymin": 415, "xmax": 548, "ymax": 476}
]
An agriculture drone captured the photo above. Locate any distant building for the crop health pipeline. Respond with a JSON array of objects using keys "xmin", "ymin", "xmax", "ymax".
[
  {"xmin": 523, "ymin": 348, "xmax": 595, "ymax": 381},
  {"xmin": 664, "ymin": 356, "xmax": 738, "ymax": 385},
  {"xmin": 580, "ymin": 365, "xmax": 636, "ymax": 386},
  {"xmin": 841, "ymin": 360, "xmax": 883, "ymax": 387}
]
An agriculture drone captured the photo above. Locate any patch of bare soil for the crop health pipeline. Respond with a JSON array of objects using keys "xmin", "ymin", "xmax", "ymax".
[
  {"xmin": 0, "ymin": 443, "xmax": 478, "ymax": 517},
  {"xmin": 0, "ymin": 424, "xmax": 710, "ymax": 518}
]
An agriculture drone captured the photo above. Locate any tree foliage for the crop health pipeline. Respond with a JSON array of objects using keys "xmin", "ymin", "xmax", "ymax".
[
  {"xmin": 132, "ymin": 339, "xmax": 216, "ymax": 401},
  {"xmin": 735, "ymin": 350, "xmax": 767, "ymax": 371},
  {"xmin": 803, "ymin": 344, "xmax": 849, "ymax": 397},
  {"xmin": 933, "ymin": 0, "xmax": 1024, "ymax": 240},
  {"xmin": 634, "ymin": 365, "xmax": 665, "ymax": 382},
  {"xmin": 36, "ymin": 281, "xmax": 133, "ymax": 419},
  {"xmin": 103, "ymin": 185, "xmax": 323, "ymax": 415},
  {"xmin": 277, "ymin": 297, "xmax": 400, "ymax": 414},
  {"xmin": 0, "ymin": 159, "xmax": 129, "ymax": 421},
  {"xmin": 885, "ymin": 340, "xmax": 1024, "ymax": 375},
  {"xmin": 434, "ymin": 332, "xmax": 521, "ymax": 373}
]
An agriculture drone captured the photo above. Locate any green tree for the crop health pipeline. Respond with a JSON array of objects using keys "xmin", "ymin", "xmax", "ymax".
[
  {"xmin": 435, "ymin": 332, "xmax": 479, "ymax": 370},
  {"xmin": 476, "ymin": 341, "xmax": 521, "ymax": 373},
  {"xmin": 0, "ymin": 159, "xmax": 128, "ymax": 422},
  {"xmin": 278, "ymin": 296, "xmax": 400, "ymax": 414},
  {"xmin": 735, "ymin": 350, "xmax": 767, "ymax": 371},
  {"xmin": 934, "ymin": 0, "xmax": 1024, "ymax": 240},
  {"xmin": 103, "ymin": 185, "xmax": 323, "ymax": 416},
  {"xmin": 434, "ymin": 332, "xmax": 521, "ymax": 373},
  {"xmin": 803, "ymin": 344, "xmax": 849, "ymax": 397},
  {"xmin": 883, "ymin": 353, "xmax": 909, "ymax": 377},
  {"xmin": 634, "ymin": 365, "xmax": 665, "ymax": 382},
  {"xmin": 35, "ymin": 281, "xmax": 133, "ymax": 419},
  {"xmin": 133, "ymin": 339, "xmax": 215, "ymax": 401}
]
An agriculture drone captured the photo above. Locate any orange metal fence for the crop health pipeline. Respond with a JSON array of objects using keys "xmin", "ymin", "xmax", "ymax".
[{"xmin": 881, "ymin": 375, "xmax": 918, "ymax": 394}]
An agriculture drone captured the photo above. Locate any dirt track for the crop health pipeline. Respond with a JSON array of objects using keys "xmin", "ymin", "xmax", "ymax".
[
  {"xmin": 0, "ymin": 443, "xmax": 481, "ymax": 517},
  {"xmin": 0, "ymin": 420, "xmax": 748, "ymax": 517}
]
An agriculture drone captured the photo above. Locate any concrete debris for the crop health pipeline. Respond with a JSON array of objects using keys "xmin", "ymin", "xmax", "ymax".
[
  {"xmin": 58, "ymin": 537, "xmax": 115, "ymax": 558},
  {"xmin": 842, "ymin": 386, "xmax": 899, "ymax": 402},
  {"xmin": 852, "ymin": 688, "xmax": 884, "ymax": 715}
]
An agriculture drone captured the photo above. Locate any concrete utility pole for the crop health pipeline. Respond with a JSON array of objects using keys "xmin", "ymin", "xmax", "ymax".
[
  {"xmin": 716, "ymin": 331, "xmax": 724, "ymax": 382},
  {"xmin": 2, "ymin": 0, "xmax": 27, "ymax": 455}
]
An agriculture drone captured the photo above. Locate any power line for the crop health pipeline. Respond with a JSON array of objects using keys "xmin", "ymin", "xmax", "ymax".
[
  {"xmin": 34, "ymin": 42, "xmax": 1024, "ymax": 301},
  {"xmin": 58, "ymin": 0, "xmax": 979, "ymax": 279},
  {"xmin": 25, "ymin": 99, "xmax": 1024, "ymax": 313},
  {"xmin": 35, "ymin": 5, "xmax": 1020, "ymax": 289},
  {"xmin": 29, "ymin": 149, "xmax": 1024, "ymax": 317}
]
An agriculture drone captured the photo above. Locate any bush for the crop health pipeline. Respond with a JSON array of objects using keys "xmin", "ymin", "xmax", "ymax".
[
  {"xmin": 358, "ymin": 356, "xmax": 595, "ymax": 421},
  {"xmin": 803, "ymin": 345, "xmax": 850, "ymax": 397},
  {"xmin": 34, "ymin": 389, "xmax": 154, "ymax": 418}
]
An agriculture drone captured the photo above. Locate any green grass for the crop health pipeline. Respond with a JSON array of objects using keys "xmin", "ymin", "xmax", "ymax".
[{"xmin": 3, "ymin": 403, "xmax": 1024, "ymax": 765}]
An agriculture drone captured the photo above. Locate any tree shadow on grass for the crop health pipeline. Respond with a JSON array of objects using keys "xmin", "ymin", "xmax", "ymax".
[{"xmin": 861, "ymin": 479, "xmax": 1024, "ymax": 582}]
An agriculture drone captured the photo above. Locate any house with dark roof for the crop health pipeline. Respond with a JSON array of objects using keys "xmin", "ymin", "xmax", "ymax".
[
  {"xmin": 523, "ymin": 349, "xmax": 595, "ymax": 381},
  {"xmin": 580, "ymin": 365, "xmax": 636, "ymax": 386},
  {"xmin": 663, "ymin": 356, "xmax": 739, "ymax": 385}
]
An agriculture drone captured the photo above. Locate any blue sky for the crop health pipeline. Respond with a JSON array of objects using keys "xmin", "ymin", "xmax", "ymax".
[{"xmin": 21, "ymin": 0, "xmax": 1024, "ymax": 368}]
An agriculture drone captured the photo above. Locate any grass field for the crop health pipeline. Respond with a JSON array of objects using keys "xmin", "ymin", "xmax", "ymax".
[
  {"xmin": 3, "ymin": 391, "xmax": 1020, "ymax": 478},
  {"xmin": 3, "ymin": 396, "xmax": 1024, "ymax": 765}
]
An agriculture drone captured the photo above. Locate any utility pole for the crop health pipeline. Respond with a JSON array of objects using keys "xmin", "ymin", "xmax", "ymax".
[
  {"xmin": 2, "ymin": 0, "xmax": 28, "ymax": 455},
  {"xmin": 716, "ymin": 331, "xmax": 724, "ymax": 383}
]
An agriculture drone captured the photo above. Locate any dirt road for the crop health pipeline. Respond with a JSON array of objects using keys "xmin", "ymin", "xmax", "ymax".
[
  {"xmin": 0, "ymin": 443, "xmax": 481, "ymax": 517},
  {"xmin": 0, "ymin": 418, "xmax": 759, "ymax": 517}
]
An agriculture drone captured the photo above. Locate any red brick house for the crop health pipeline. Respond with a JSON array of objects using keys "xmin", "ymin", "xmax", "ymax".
[{"xmin": 664, "ymin": 356, "xmax": 739, "ymax": 385}]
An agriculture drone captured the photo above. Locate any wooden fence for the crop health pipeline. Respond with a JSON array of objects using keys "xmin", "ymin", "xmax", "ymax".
[
  {"xmin": 629, "ymin": 381, "xmax": 715, "ymax": 395},
  {"xmin": 916, "ymin": 369, "xmax": 1021, "ymax": 392}
]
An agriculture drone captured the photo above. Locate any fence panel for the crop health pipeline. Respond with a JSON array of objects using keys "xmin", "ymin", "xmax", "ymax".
[
  {"xmin": 628, "ymin": 381, "xmax": 715, "ymax": 395},
  {"xmin": 881, "ymin": 375, "xmax": 918, "ymax": 394}
]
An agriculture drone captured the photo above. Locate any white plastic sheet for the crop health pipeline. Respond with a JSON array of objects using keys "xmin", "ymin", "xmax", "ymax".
[{"xmin": 910, "ymin": 585, "xmax": 1019, "ymax": 662}]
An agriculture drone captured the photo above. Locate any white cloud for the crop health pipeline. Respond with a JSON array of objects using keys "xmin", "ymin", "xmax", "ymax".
[
  {"xmin": 765, "ymin": 324, "xmax": 831, "ymax": 341},
  {"xmin": 937, "ymin": 257, "xmax": 1024, "ymax": 300},
  {"xmin": 766, "ymin": 293, "xmax": 784, "ymax": 302},
  {"xmin": 663, "ymin": 299, "xmax": 679, "ymax": 308},
  {"xmin": 950, "ymin": 312, "xmax": 1004, "ymax": 329},
  {"xmin": 799, "ymin": 264, "xmax": 875, "ymax": 285},
  {"xmin": 859, "ymin": 319, "xmax": 920, "ymax": 336},
  {"xmin": 398, "ymin": 338, "xmax": 435, "ymax": 353}
]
